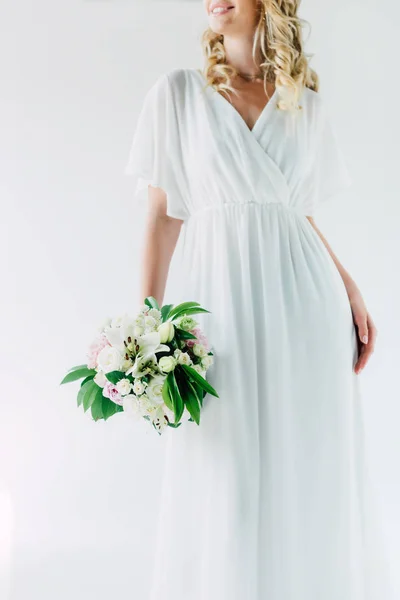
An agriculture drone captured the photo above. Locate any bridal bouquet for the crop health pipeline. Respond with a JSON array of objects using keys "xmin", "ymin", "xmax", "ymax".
[{"xmin": 60, "ymin": 297, "xmax": 219, "ymax": 434}]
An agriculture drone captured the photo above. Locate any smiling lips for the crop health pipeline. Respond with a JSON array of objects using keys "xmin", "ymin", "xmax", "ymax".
[{"xmin": 209, "ymin": 3, "xmax": 235, "ymax": 16}]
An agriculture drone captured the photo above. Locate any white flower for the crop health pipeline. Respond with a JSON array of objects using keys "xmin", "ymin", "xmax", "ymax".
[
  {"xmin": 127, "ymin": 354, "xmax": 158, "ymax": 378},
  {"xmin": 138, "ymin": 332, "xmax": 170, "ymax": 357},
  {"xmin": 159, "ymin": 356, "xmax": 176, "ymax": 373},
  {"xmin": 133, "ymin": 380, "xmax": 146, "ymax": 396},
  {"xmin": 121, "ymin": 358, "xmax": 133, "ymax": 372},
  {"xmin": 138, "ymin": 304, "xmax": 149, "ymax": 314},
  {"xmin": 125, "ymin": 332, "xmax": 170, "ymax": 377},
  {"xmin": 123, "ymin": 391, "xmax": 169, "ymax": 433},
  {"xmin": 122, "ymin": 394, "xmax": 142, "ymax": 421},
  {"xmin": 144, "ymin": 315, "xmax": 158, "ymax": 332},
  {"xmin": 136, "ymin": 394, "xmax": 152, "ymax": 416},
  {"xmin": 176, "ymin": 316, "xmax": 198, "ymax": 331},
  {"xmin": 148, "ymin": 308, "xmax": 162, "ymax": 321},
  {"xmin": 177, "ymin": 352, "xmax": 192, "ymax": 366},
  {"xmin": 193, "ymin": 343, "xmax": 207, "ymax": 358},
  {"xmin": 201, "ymin": 355, "xmax": 214, "ymax": 370},
  {"xmin": 125, "ymin": 392, "xmax": 160, "ymax": 420},
  {"xmin": 103, "ymin": 315, "xmax": 137, "ymax": 352},
  {"xmin": 126, "ymin": 341, "xmax": 136, "ymax": 353},
  {"xmin": 192, "ymin": 364, "xmax": 206, "ymax": 377},
  {"xmin": 174, "ymin": 348, "xmax": 182, "ymax": 358},
  {"xmin": 146, "ymin": 374, "xmax": 166, "ymax": 405},
  {"xmin": 116, "ymin": 378, "xmax": 132, "ymax": 396},
  {"xmin": 142, "ymin": 394, "xmax": 160, "ymax": 412},
  {"xmin": 97, "ymin": 346, "xmax": 123, "ymax": 373},
  {"xmin": 152, "ymin": 408, "xmax": 169, "ymax": 434},
  {"xmin": 133, "ymin": 325, "xmax": 145, "ymax": 337},
  {"xmin": 158, "ymin": 322, "xmax": 175, "ymax": 343},
  {"xmin": 163, "ymin": 404, "xmax": 175, "ymax": 423},
  {"xmin": 94, "ymin": 371, "xmax": 107, "ymax": 388}
]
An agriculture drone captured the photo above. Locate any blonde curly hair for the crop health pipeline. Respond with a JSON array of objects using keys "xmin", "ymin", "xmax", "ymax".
[{"xmin": 200, "ymin": 0, "xmax": 318, "ymax": 112}]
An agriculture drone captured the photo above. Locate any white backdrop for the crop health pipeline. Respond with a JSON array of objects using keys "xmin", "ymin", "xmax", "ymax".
[{"xmin": 1, "ymin": 1, "xmax": 399, "ymax": 599}]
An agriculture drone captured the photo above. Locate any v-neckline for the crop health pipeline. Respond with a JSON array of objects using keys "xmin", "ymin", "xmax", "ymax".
[{"xmin": 192, "ymin": 67, "xmax": 278, "ymax": 136}]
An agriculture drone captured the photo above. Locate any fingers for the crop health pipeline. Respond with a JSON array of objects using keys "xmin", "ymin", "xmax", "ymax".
[
  {"xmin": 354, "ymin": 313, "xmax": 377, "ymax": 374},
  {"xmin": 355, "ymin": 312, "xmax": 369, "ymax": 345},
  {"xmin": 354, "ymin": 342, "xmax": 370, "ymax": 374}
]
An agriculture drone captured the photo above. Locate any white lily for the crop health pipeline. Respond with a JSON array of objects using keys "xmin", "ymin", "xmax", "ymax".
[
  {"xmin": 138, "ymin": 331, "xmax": 170, "ymax": 356},
  {"xmin": 126, "ymin": 353, "xmax": 159, "ymax": 378},
  {"xmin": 151, "ymin": 407, "xmax": 169, "ymax": 434},
  {"xmin": 103, "ymin": 314, "xmax": 140, "ymax": 352}
]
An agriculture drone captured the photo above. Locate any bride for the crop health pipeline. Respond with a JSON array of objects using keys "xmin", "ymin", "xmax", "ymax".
[{"xmin": 125, "ymin": 1, "xmax": 392, "ymax": 598}]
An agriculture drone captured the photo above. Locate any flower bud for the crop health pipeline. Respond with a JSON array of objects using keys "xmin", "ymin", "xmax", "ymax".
[
  {"xmin": 158, "ymin": 321, "xmax": 175, "ymax": 343},
  {"xmin": 159, "ymin": 355, "xmax": 177, "ymax": 373}
]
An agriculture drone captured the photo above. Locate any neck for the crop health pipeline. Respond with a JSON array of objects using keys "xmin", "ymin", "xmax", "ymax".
[{"xmin": 223, "ymin": 35, "xmax": 263, "ymax": 78}]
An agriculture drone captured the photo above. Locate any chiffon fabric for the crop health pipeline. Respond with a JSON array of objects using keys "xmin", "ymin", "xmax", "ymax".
[{"xmin": 125, "ymin": 68, "xmax": 392, "ymax": 600}]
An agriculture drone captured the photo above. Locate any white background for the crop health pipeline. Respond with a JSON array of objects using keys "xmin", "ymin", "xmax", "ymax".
[{"xmin": 1, "ymin": 1, "xmax": 399, "ymax": 598}]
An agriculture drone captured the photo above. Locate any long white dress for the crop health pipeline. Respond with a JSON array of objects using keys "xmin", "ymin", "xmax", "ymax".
[{"xmin": 125, "ymin": 68, "xmax": 393, "ymax": 600}]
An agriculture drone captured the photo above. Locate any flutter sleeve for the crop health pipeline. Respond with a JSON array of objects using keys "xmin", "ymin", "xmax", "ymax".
[
  {"xmin": 124, "ymin": 72, "xmax": 188, "ymax": 221},
  {"xmin": 302, "ymin": 93, "xmax": 353, "ymax": 216}
]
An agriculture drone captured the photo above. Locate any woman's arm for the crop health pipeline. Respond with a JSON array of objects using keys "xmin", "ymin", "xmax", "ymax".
[
  {"xmin": 139, "ymin": 185, "xmax": 183, "ymax": 306},
  {"xmin": 306, "ymin": 216, "xmax": 378, "ymax": 375}
]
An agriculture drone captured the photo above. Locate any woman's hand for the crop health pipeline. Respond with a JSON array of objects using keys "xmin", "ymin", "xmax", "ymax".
[
  {"xmin": 346, "ymin": 282, "xmax": 378, "ymax": 374},
  {"xmin": 304, "ymin": 217, "xmax": 378, "ymax": 375}
]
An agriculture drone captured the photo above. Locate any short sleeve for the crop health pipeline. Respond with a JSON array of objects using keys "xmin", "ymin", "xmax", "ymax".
[
  {"xmin": 124, "ymin": 72, "xmax": 188, "ymax": 221},
  {"xmin": 302, "ymin": 94, "xmax": 353, "ymax": 216}
]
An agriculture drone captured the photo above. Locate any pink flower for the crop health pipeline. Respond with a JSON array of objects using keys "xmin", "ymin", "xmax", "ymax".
[
  {"xmin": 87, "ymin": 334, "xmax": 110, "ymax": 370},
  {"xmin": 102, "ymin": 381, "xmax": 123, "ymax": 406},
  {"xmin": 186, "ymin": 326, "xmax": 209, "ymax": 352}
]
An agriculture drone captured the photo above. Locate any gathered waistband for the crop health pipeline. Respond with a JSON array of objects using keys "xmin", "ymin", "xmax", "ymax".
[{"xmin": 185, "ymin": 201, "xmax": 307, "ymax": 221}]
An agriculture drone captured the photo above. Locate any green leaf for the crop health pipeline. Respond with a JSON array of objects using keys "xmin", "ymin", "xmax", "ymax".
[
  {"xmin": 178, "ymin": 377, "xmax": 201, "ymax": 425},
  {"xmin": 82, "ymin": 380, "xmax": 102, "ymax": 412},
  {"xmin": 77, "ymin": 378, "xmax": 93, "ymax": 407},
  {"xmin": 167, "ymin": 301, "xmax": 201, "ymax": 320},
  {"xmin": 77, "ymin": 375, "xmax": 96, "ymax": 406},
  {"xmin": 80, "ymin": 375, "xmax": 94, "ymax": 387},
  {"xmin": 171, "ymin": 307, "xmax": 210, "ymax": 320},
  {"xmin": 161, "ymin": 304, "xmax": 174, "ymax": 322},
  {"xmin": 102, "ymin": 397, "xmax": 119, "ymax": 421},
  {"xmin": 161, "ymin": 378, "xmax": 173, "ymax": 411},
  {"xmin": 175, "ymin": 328, "xmax": 197, "ymax": 340},
  {"xmin": 91, "ymin": 393, "xmax": 104, "ymax": 421},
  {"xmin": 167, "ymin": 372, "xmax": 184, "ymax": 424},
  {"xmin": 180, "ymin": 364, "xmax": 219, "ymax": 398},
  {"xmin": 192, "ymin": 380, "xmax": 204, "ymax": 407},
  {"xmin": 167, "ymin": 421, "xmax": 182, "ymax": 429},
  {"xmin": 144, "ymin": 296, "xmax": 159, "ymax": 310},
  {"xmin": 60, "ymin": 365, "xmax": 96, "ymax": 385},
  {"xmin": 105, "ymin": 371, "xmax": 126, "ymax": 384}
]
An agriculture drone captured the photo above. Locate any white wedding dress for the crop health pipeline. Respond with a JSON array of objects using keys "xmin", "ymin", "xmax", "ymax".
[{"xmin": 125, "ymin": 68, "xmax": 393, "ymax": 600}]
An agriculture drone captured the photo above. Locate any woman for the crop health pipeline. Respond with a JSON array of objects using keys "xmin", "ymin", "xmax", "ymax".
[{"xmin": 125, "ymin": 1, "xmax": 392, "ymax": 599}]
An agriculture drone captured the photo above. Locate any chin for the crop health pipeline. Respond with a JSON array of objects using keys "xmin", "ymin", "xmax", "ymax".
[{"xmin": 208, "ymin": 20, "xmax": 235, "ymax": 35}]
